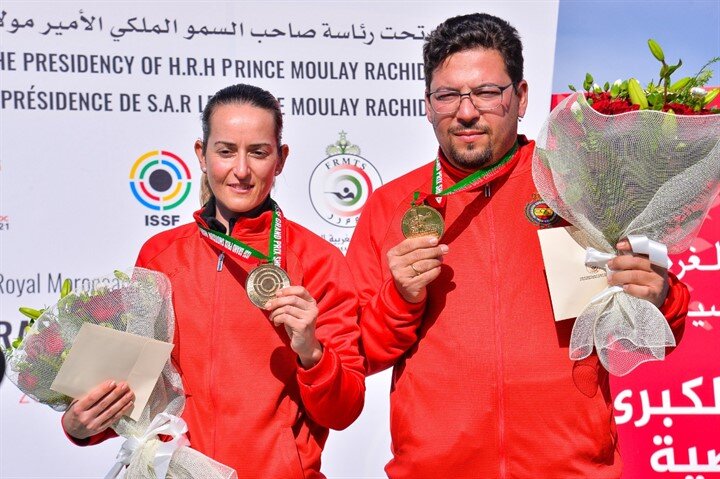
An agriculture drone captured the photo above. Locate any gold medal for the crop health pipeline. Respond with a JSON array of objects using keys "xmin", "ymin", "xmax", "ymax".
[
  {"xmin": 401, "ymin": 205, "xmax": 445, "ymax": 239},
  {"xmin": 246, "ymin": 263, "xmax": 291, "ymax": 309}
]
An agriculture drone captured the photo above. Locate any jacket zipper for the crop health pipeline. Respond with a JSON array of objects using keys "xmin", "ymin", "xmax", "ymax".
[
  {"xmin": 487, "ymin": 203, "xmax": 507, "ymax": 479},
  {"xmin": 209, "ymin": 251, "xmax": 224, "ymax": 453}
]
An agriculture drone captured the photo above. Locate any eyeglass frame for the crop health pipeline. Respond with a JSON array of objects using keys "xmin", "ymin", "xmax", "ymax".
[{"xmin": 425, "ymin": 82, "xmax": 517, "ymax": 115}]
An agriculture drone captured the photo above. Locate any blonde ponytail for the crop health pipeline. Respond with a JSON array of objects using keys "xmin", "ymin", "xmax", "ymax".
[{"xmin": 200, "ymin": 172, "xmax": 213, "ymax": 206}]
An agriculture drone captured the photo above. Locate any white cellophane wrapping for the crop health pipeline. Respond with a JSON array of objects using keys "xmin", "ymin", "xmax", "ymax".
[
  {"xmin": 532, "ymin": 93, "xmax": 720, "ymax": 376},
  {"xmin": 3, "ymin": 268, "xmax": 237, "ymax": 478}
]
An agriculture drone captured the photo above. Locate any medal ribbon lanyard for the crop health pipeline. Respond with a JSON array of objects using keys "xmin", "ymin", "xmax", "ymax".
[
  {"xmin": 197, "ymin": 200, "xmax": 284, "ymax": 268},
  {"xmin": 411, "ymin": 141, "xmax": 519, "ymax": 207}
]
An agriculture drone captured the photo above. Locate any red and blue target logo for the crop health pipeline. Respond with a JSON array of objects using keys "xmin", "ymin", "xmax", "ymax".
[{"xmin": 129, "ymin": 150, "xmax": 192, "ymax": 210}]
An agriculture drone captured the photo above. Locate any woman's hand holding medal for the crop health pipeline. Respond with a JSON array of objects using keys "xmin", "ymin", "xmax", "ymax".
[
  {"xmin": 387, "ymin": 236, "xmax": 449, "ymax": 304},
  {"xmin": 265, "ymin": 286, "xmax": 323, "ymax": 368}
]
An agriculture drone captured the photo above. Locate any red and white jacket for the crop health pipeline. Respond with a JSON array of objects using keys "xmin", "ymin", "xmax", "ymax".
[
  {"xmin": 72, "ymin": 203, "xmax": 365, "ymax": 479},
  {"xmin": 346, "ymin": 137, "xmax": 688, "ymax": 479}
]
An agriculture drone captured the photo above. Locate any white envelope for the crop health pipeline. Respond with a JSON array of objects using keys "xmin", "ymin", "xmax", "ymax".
[
  {"xmin": 537, "ymin": 226, "xmax": 609, "ymax": 321},
  {"xmin": 51, "ymin": 323, "xmax": 173, "ymax": 421}
]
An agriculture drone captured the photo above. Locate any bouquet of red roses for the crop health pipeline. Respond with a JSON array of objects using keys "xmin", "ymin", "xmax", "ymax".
[
  {"xmin": 3, "ymin": 269, "xmax": 237, "ymax": 479},
  {"xmin": 4, "ymin": 273, "xmax": 129, "ymax": 409},
  {"xmin": 533, "ymin": 40, "xmax": 720, "ymax": 376}
]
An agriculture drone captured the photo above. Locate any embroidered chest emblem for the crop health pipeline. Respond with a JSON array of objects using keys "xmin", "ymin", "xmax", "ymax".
[{"xmin": 525, "ymin": 193, "xmax": 559, "ymax": 227}]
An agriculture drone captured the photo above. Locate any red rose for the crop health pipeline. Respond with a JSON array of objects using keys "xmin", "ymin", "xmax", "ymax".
[
  {"xmin": 586, "ymin": 92, "xmax": 610, "ymax": 101},
  {"xmin": 18, "ymin": 372, "xmax": 39, "ymax": 391},
  {"xmin": 663, "ymin": 102, "xmax": 695, "ymax": 115},
  {"xmin": 589, "ymin": 98, "xmax": 613, "ymax": 114},
  {"xmin": 83, "ymin": 290, "xmax": 123, "ymax": 323},
  {"xmin": 608, "ymin": 101, "xmax": 639, "ymax": 115},
  {"xmin": 23, "ymin": 334, "xmax": 44, "ymax": 360},
  {"xmin": 585, "ymin": 92, "xmax": 638, "ymax": 115},
  {"xmin": 589, "ymin": 97, "xmax": 639, "ymax": 115},
  {"xmin": 43, "ymin": 327, "xmax": 65, "ymax": 355}
]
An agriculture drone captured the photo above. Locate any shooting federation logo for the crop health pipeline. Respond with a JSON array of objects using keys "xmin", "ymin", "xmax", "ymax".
[
  {"xmin": 525, "ymin": 193, "xmax": 559, "ymax": 228},
  {"xmin": 129, "ymin": 150, "xmax": 192, "ymax": 210},
  {"xmin": 309, "ymin": 132, "xmax": 382, "ymax": 228}
]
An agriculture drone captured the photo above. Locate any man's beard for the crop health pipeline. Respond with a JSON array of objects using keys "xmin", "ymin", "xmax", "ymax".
[{"xmin": 446, "ymin": 135, "xmax": 494, "ymax": 170}]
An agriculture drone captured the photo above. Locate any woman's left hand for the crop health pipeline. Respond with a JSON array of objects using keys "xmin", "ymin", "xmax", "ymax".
[{"xmin": 265, "ymin": 286, "xmax": 323, "ymax": 368}]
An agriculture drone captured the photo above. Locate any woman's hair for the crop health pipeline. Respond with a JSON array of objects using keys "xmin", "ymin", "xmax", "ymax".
[{"xmin": 199, "ymin": 84, "xmax": 284, "ymax": 205}]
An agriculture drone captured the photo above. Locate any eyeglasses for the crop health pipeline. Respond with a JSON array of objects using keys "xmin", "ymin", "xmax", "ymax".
[{"xmin": 426, "ymin": 83, "xmax": 515, "ymax": 115}]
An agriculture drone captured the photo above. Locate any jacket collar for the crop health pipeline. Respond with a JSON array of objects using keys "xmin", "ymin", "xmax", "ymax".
[
  {"xmin": 437, "ymin": 135, "xmax": 529, "ymax": 183},
  {"xmin": 194, "ymin": 196, "xmax": 274, "ymax": 237}
]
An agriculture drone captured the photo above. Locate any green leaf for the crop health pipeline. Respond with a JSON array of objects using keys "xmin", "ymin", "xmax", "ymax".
[
  {"xmin": 583, "ymin": 73, "xmax": 594, "ymax": 91},
  {"xmin": 627, "ymin": 78, "xmax": 649, "ymax": 109},
  {"xmin": 703, "ymin": 89, "xmax": 720, "ymax": 106},
  {"xmin": 665, "ymin": 59, "xmax": 683, "ymax": 79},
  {"xmin": 610, "ymin": 82, "xmax": 621, "ymax": 98},
  {"xmin": 60, "ymin": 279, "xmax": 72, "ymax": 298},
  {"xmin": 114, "ymin": 270, "xmax": 131, "ymax": 282},
  {"xmin": 648, "ymin": 39, "xmax": 665, "ymax": 62},
  {"xmin": 568, "ymin": 84, "xmax": 577, "ymax": 92},
  {"xmin": 603, "ymin": 81, "xmax": 610, "ymax": 91},
  {"xmin": 660, "ymin": 64, "xmax": 669, "ymax": 80},
  {"xmin": 648, "ymin": 92, "xmax": 664, "ymax": 109},
  {"xmin": 669, "ymin": 77, "xmax": 692, "ymax": 92},
  {"xmin": 19, "ymin": 307, "xmax": 43, "ymax": 320},
  {"xmin": 661, "ymin": 109, "xmax": 678, "ymax": 137},
  {"xmin": 690, "ymin": 57, "xmax": 720, "ymax": 88},
  {"xmin": 570, "ymin": 100, "xmax": 584, "ymax": 123}
]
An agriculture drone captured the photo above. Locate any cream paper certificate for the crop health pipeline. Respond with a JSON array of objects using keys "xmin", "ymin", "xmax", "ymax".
[
  {"xmin": 537, "ymin": 226, "xmax": 609, "ymax": 321},
  {"xmin": 51, "ymin": 323, "xmax": 173, "ymax": 421}
]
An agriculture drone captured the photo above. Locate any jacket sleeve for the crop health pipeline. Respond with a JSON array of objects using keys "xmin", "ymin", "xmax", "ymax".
[
  {"xmin": 136, "ymin": 236, "xmax": 160, "ymax": 268},
  {"xmin": 295, "ymin": 244, "xmax": 365, "ymax": 431},
  {"xmin": 659, "ymin": 272, "xmax": 690, "ymax": 349},
  {"xmin": 346, "ymin": 193, "xmax": 426, "ymax": 375}
]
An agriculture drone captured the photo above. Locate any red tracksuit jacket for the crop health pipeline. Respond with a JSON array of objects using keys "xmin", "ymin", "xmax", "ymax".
[
  {"xmin": 75, "ymin": 204, "xmax": 365, "ymax": 478},
  {"xmin": 346, "ymin": 137, "xmax": 688, "ymax": 479}
]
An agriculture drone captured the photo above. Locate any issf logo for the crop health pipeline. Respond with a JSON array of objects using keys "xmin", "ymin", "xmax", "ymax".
[
  {"xmin": 129, "ymin": 150, "xmax": 192, "ymax": 226},
  {"xmin": 309, "ymin": 132, "xmax": 382, "ymax": 228}
]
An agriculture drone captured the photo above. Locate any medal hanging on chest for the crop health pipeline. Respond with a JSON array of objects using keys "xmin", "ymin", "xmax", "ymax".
[
  {"xmin": 402, "ymin": 142, "xmax": 519, "ymax": 239},
  {"xmin": 245, "ymin": 203, "xmax": 290, "ymax": 308},
  {"xmin": 197, "ymin": 200, "xmax": 290, "ymax": 309}
]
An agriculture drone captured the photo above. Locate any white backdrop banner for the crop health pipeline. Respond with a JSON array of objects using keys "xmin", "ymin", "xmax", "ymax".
[{"xmin": 0, "ymin": 2, "xmax": 559, "ymax": 477}]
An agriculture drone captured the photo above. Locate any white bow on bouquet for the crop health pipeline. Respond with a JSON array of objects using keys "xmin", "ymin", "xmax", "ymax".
[
  {"xmin": 532, "ymin": 92, "xmax": 720, "ymax": 376},
  {"xmin": 3, "ymin": 268, "xmax": 237, "ymax": 478}
]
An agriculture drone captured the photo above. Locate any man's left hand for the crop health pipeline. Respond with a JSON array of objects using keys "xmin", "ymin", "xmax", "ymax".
[{"xmin": 607, "ymin": 239, "xmax": 669, "ymax": 308}]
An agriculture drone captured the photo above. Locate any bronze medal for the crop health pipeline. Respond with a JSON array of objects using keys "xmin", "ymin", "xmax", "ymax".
[
  {"xmin": 246, "ymin": 263, "xmax": 291, "ymax": 309},
  {"xmin": 401, "ymin": 205, "xmax": 445, "ymax": 239}
]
